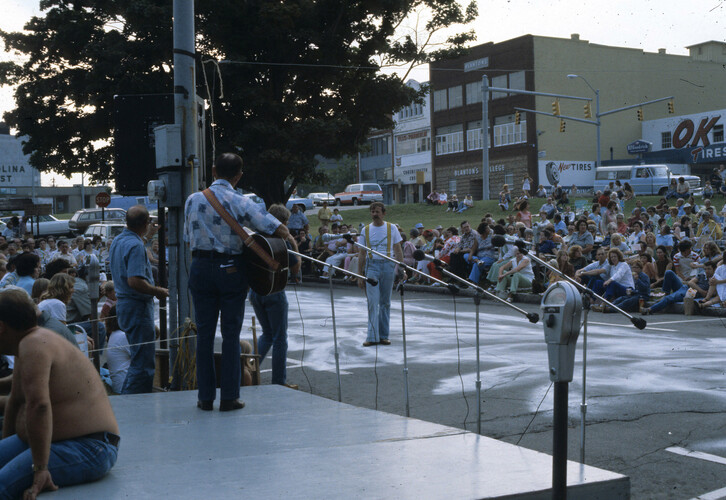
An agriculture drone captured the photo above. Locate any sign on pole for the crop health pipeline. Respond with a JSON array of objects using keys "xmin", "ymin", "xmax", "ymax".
[{"xmin": 95, "ymin": 192, "xmax": 111, "ymax": 208}]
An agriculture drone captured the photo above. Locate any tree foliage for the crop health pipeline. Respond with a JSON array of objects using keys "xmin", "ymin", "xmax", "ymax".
[{"xmin": 1, "ymin": 0, "xmax": 476, "ymax": 204}]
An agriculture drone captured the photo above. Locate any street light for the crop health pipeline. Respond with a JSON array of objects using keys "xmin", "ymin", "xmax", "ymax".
[{"xmin": 567, "ymin": 74, "xmax": 601, "ymax": 169}]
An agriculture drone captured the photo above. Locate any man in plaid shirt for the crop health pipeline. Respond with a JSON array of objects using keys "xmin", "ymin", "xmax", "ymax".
[{"xmin": 184, "ymin": 153, "xmax": 293, "ymax": 412}]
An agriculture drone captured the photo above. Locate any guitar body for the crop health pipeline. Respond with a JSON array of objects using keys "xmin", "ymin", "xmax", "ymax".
[{"xmin": 245, "ymin": 233, "xmax": 289, "ymax": 296}]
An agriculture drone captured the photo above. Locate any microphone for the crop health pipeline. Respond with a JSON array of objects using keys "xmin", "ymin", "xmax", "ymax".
[
  {"xmin": 514, "ymin": 239, "xmax": 529, "ymax": 254},
  {"xmin": 366, "ymin": 277, "xmax": 379, "ymax": 286},
  {"xmin": 412, "ymin": 249, "xmax": 445, "ymax": 267},
  {"xmin": 342, "ymin": 233, "xmax": 355, "ymax": 244}
]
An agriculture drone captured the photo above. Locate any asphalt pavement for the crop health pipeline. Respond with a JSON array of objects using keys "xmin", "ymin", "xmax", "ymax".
[{"xmin": 242, "ymin": 282, "xmax": 726, "ymax": 499}]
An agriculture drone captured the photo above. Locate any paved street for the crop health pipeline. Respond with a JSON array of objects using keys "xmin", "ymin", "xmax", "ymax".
[{"xmin": 242, "ymin": 282, "xmax": 726, "ymax": 499}]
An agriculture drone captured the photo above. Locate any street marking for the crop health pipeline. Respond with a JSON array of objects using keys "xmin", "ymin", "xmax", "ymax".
[
  {"xmin": 648, "ymin": 318, "xmax": 726, "ymax": 326},
  {"xmin": 667, "ymin": 446, "xmax": 726, "ymax": 466},
  {"xmin": 691, "ymin": 485, "xmax": 726, "ymax": 500},
  {"xmin": 588, "ymin": 321, "xmax": 677, "ymax": 332}
]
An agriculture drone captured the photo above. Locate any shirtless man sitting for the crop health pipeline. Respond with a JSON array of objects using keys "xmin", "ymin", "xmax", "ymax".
[{"xmin": 0, "ymin": 289, "xmax": 120, "ymax": 499}]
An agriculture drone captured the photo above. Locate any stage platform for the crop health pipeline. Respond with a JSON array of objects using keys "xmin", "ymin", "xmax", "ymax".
[{"xmin": 52, "ymin": 387, "xmax": 629, "ymax": 499}]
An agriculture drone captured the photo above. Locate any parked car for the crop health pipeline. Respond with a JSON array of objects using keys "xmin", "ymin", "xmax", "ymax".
[
  {"xmin": 307, "ymin": 192, "xmax": 336, "ymax": 206},
  {"xmin": 83, "ymin": 223, "xmax": 126, "ymax": 243},
  {"xmin": 334, "ymin": 183, "xmax": 383, "ymax": 206},
  {"xmin": 1, "ymin": 214, "xmax": 72, "ymax": 237},
  {"xmin": 242, "ymin": 193, "xmax": 266, "ymax": 209},
  {"xmin": 593, "ymin": 164, "xmax": 700, "ymax": 196},
  {"xmin": 69, "ymin": 208, "xmax": 126, "ymax": 235},
  {"xmin": 285, "ymin": 197, "xmax": 312, "ymax": 212}
]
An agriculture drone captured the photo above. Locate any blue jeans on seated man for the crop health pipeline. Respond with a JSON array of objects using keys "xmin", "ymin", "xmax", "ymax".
[
  {"xmin": 604, "ymin": 281, "xmax": 631, "ymax": 301},
  {"xmin": 116, "ymin": 297, "xmax": 155, "ymax": 394},
  {"xmin": 190, "ymin": 255, "xmax": 247, "ymax": 403},
  {"xmin": 0, "ymin": 433, "xmax": 119, "ymax": 499},
  {"xmin": 468, "ymin": 256, "xmax": 496, "ymax": 284},
  {"xmin": 249, "ymin": 290, "xmax": 288, "ymax": 385},
  {"xmin": 649, "ymin": 270, "xmax": 688, "ymax": 313},
  {"xmin": 365, "ymin": 259, "xmax": 396, "ymax": 343}
]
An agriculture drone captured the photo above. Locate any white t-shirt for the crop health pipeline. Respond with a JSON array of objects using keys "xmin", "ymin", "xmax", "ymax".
[
  {"xmin": 106, "ymin": 330, "xmax": 131, "ymax": 394},
  {"xmin": 358, "ymin": 222, "xmax": 402, "ymax": 260},
  {"xmin": 38, "ymin": 298, "xmax": 67, "ymax": 323},
  {"xmin": 509, "ymin": 256, "xmax": 535, "ymax": 282}
]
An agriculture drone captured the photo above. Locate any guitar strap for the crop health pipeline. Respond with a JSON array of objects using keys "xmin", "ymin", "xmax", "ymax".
[{"xmin": 201, "ymin": 188, "xmax": 281, "ymax": 271}]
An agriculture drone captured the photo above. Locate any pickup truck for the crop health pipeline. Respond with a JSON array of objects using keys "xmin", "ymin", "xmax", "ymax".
[{"xmin": 593, "ymin": 165, "xmax": 700, "ymax": 196}]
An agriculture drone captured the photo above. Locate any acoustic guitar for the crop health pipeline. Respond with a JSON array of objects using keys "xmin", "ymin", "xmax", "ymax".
[{"xmin": 245, "ymin": 233, "xmax": 289, "ymax": 296}]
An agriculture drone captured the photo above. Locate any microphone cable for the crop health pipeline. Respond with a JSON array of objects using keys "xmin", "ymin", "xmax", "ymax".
[
  {"xmin": 451, "ymin": 293, "xmax": 470, "ymax": 431},
  {"xmin": 516, "ymin": 381, "xmax": 553, "ymax": 446},
  {"xmin": 291, "ymin": 282, "xmax": 312, "ymax": 394},
  {"xmin": 374, "ymin": 343, "xmax": 379, "ymax": 411}
]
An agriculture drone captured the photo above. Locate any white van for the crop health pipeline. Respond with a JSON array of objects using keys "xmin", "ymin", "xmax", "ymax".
[
  {"xmin": 334, "ymin": 183, "xmax": 383, "ymax": 206},
  {"xmin": 593, "ymin": 164, "xmax": 700, "ymax": 196}
]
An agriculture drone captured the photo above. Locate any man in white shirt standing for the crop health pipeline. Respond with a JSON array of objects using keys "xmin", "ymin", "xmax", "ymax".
[{"xmin": 357, "ymin": 202, "xmax": 403, "ymax": 347}]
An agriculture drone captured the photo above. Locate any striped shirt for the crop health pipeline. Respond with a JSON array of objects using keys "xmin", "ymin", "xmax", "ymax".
[{"xmin": 183, "ymin": 179, "xmax": 281, "ymax": 254}]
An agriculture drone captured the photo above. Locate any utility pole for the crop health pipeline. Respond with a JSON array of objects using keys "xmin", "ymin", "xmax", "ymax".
[
  {"xmin": 481, "ymin": 76, "xmax": 490, "ymax": 200},
  {"xmin": 169, "ymin": 0, "xmax": 197, "ymax": 386}
]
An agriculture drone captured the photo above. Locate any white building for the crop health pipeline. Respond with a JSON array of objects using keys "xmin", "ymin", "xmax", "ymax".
[
  {"xmin": 641, "ymin": 108, "xmax": 726, "ymax": 178},
  {"xmin": 0, "ymin": 129, "xmax": 41, "ymax": 196},
  {"xmin": 392, "ymin": 80, "xmax": 431, "ymax": 203}
]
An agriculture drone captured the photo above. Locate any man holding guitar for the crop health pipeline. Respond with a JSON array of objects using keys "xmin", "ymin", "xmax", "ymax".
[{"xmin": 184, "ymin": 153, "xmax": 294, "ymax": 412}]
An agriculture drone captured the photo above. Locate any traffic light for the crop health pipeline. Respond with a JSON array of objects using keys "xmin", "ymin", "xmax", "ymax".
[
  {"xmin": 552, "ymin": 99, "xmax": 561, "ymax": 116},
  {"xmin": 559, "ymin": 119, "xmax": 566, "ymax": 133},
  {"xmin": 584, "ymin": 102, "xmax": 592, "ymax": 118},
  {"xmin": 668, "ymin": 99, "xmax": 675, "ymax": 114},
  {"xmin": 515, "ymin": 111, "xmax": 521, "ymax": 125},
  {"xmin": 637, "ymin": 108, "xmax": 644, "ymax": 121}
]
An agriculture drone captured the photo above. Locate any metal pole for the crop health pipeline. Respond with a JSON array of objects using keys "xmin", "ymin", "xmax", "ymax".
[
  {"xmin": 171, "ymin": 0, "xmax": 197, "ymax": 388},
  {"xmin": 398, "ymin": 282, "xmax": 410, "ymax": 417},
  {"xmin": 481, "ymin": 76, "xmax": 490, "ymax": 201},
  {"xmin": 474, "ymin": 293, "xmax": 482, "ymax": 434},
  {"xmin": 553, "ymin": 381, "xmax": 569, "ymax": 500},
  {"xmin": 580, "ymin": 306, "xmax": 588, "ymax": 463},
  {"xmin": 328, "ymin": 273, "xmax": 343, "ymax": 402},
  {"xmin": 595, "ymin": 89, "xmax": 601, "ymax": 169}
]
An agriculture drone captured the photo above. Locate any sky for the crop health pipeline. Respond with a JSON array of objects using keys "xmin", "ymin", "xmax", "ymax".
[{"xmin": 0, "ymin": 0, "xmax": 725, "ymax": 184}]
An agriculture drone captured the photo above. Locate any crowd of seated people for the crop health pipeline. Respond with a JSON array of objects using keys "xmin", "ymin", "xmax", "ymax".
[{"xmin": 299, "ymin": 182, "xmax": 726, "ymax": 316}]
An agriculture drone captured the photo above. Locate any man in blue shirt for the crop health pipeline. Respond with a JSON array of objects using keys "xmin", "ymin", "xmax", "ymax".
[
  {"xmin": 109, "ymin": 206, "xmax": 168, "ymax": 394},
  {"xmin": 287, "ymin": 204, "xmax": 309, "ymax": 237},
  {"xmin": 184, "ymin": 152, "xmax": 293, "ymax": 411}
]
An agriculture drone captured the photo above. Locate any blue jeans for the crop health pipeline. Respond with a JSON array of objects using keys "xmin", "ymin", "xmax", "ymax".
[
  {"xmin": 0, "ymin": 433, "xmax": 118, "ymax": 499},
  {"xmin": 468, "ymin": 256, "xmax": 496, "ymax": 284},
  {"xmin": 650, "ymin": 270, "xmax": 688, "ymax": 313},
  {"xmin": 604, "ymin": 281, "xmax": 630, "ymax": 301},
  {"xmin": 587, "ymin": 276, "xmax": 605, "ymax": 296},
  {"xmin": 249, "ymin": 290, "xmax": 288, "ymax": 385},
  {"xmin": 189, "ymin": 255, "xmax": 247, "ymax": 402},
  {"xmin": 365, "ymin": 259, "xmax": 396, "ymax": 343},
  {"xmin": 116, "ymin": 297, "xmax": 155, "ymax": 394}
]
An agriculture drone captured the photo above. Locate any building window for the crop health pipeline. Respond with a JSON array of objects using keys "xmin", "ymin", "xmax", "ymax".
[
  {"xmin": 504, "ymin": 173, "xmax": 514, "ymax": 187},
  {"xmin": 466, "ymin": 120, "xmax": 483, "ymax": 151},
  {"xmin": 661, "ymin": 131, "xmax": 672, "ymax": 149},
  {"xmin": 491, "ymin": 75, "xmax": 508, "ymax": 99},
  {"xmin": 448, "ymin": 178, "xmax": 457, "ymax": 194},
  {"xmin": 397, "ymin": 101, "xmax": 424, "ymax": 121},
  {"xmin": 362, "ymin": 136, "xmax": 390, "ymax": 158},
  {"xmin": 509, "ymin": 71, "xmax": 526, "ymax": 91},
  {"xmin": 713, "ymin": 124, "xmax": 724, "ymax": 143},
  {"xmin": 435, "ymin": 124, "xmax": 464, "ymax": 155},
  {"xmin": 433, "ymin": 89, "xmax": 447, "ymax": 111},
  {"xmin": 448, "ymin": 86, "xmax": 463, "ymax": 109},
  {"xmin": 466, "ymin": 80, "xmax": 482, "ymax": 105},
  {"xmin": 395, "ymin": 131, "xmax": 430, "ymax": 156},
  {"xmin": 493, "ymin": 116, "xmax": 526, "ymax": 147}
]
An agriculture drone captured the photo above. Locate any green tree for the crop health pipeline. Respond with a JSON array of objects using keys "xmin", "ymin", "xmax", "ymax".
[{"xmin": 1, "ymin": 0, "xmax": 476, "ymax": 204}]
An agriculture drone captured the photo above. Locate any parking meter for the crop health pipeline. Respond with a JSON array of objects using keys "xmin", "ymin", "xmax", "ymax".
[
  {"xmin": 87, "ymin": 255, "xmax": 100, "ymax": 300},
  {"xmin": 541, "ymin": 281, "xmax": 582, "ymax": 383},
  {"xmin": 87, "ymin": 255, "xmax": 101, "ymax": 370}
]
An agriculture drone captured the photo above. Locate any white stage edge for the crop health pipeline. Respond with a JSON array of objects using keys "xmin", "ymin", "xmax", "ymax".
[{"xmin": 51, "ymin": 387, "xmax": 629, "ymax": 499}]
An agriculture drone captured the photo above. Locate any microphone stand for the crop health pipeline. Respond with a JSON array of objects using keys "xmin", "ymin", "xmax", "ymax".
[
  {"xmin": 426, "ymin": 258, "xmax": 540, "ymax": 435},
  {"xmin": 288, "ymin": 249, "xmax": 378, "ymax": 403},
  {"xmin": 346, "ymin": 237, "xmax": 459, "ymax": 417},
  {"xmin": 518, "ymin": 243, "xmax": 647, "ymax": 464}
]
